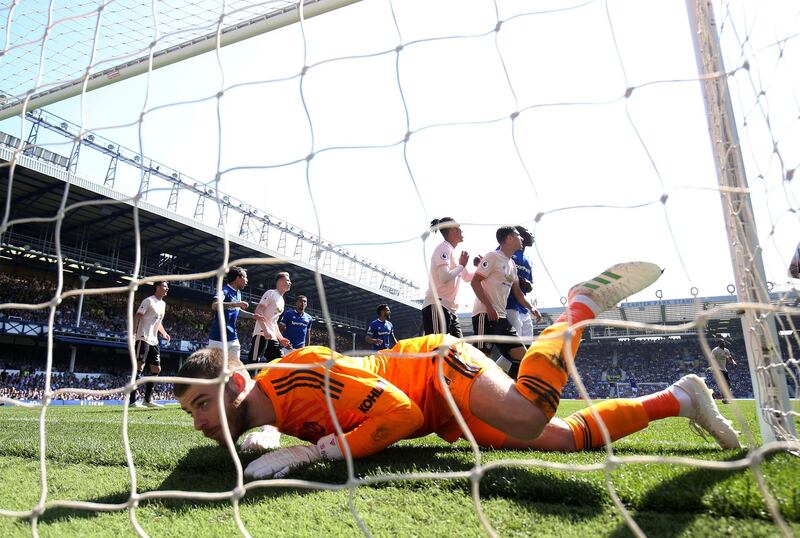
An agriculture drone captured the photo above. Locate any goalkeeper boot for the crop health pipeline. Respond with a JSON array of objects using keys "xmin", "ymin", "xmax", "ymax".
[
  {"xmin": 144, "ymin": 400, "xmax": 163, "ymax": 408},
  {"xmin": 568, "ymin": 261, "xmax": 663, "ymax": 314},
  {"xmin": 131, "ymin": 400, "xmax": 145, "ymax": 408},
  {"xmin": 673, "ymin": 374, "xmax": 740, "ymax": 449}
]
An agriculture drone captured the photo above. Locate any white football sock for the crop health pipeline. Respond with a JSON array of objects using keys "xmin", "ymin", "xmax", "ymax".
[
  {"xmin": 670, "ymin": 385, "xmax": 695, "ymax": 418},
  {"xmin": 571, "ymin": 294, "xmax": 602, "ymax": 316}
]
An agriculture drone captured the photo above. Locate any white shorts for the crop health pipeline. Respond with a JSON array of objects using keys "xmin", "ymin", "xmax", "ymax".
[
  {"xmin": 208, "ymin": 339, "xmax": 241, "ymax": 360},
  {"xmin": 506, "ymin": 309, "xmax": 533, "ymax": 341}
]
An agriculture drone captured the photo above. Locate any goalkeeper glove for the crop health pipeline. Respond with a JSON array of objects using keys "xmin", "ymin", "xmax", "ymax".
[
  {"xmin": 240, "ymin": 425, "xmax": 282, "ymax": 452},
  {"xmin": 244, "ymin": 433, "xmax": 343, "ymax": 479}
]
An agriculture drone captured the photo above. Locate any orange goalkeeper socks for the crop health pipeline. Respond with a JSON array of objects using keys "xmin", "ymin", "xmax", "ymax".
[
  {"xmin": 555, "ymin": 298, "xmax": 597, "ymax": 325},
  {"xmin": 515, "ymin": 300, "xmax": 596, "ymax": 420},
  {"xmin": 637, "ymin": 388, "xmax": 681, "ymax": 421},
  {"xmin": 565, "ymin": 399, "xmax": 650, "ymax": 450}
]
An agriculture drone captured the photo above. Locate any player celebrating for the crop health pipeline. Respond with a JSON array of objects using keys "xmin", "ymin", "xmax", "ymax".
[
  {"xmin": 130, "ymin": 281, "xmax": 170, "ymax": 408},
  {"xmin": 208, "ymin": 266, "xmax": 264, "ymax": 360},
  {"xmin": 279, "ymin": 295, "xmax": 313, "ymax": 349},
  {"xmin": 422, "ymin": 217, "xmax": 473, "ymax": 338},
  {"xmin": 471, "ymin": 226, "xmax": 538, "ymax": 379},
  {"xmin": 175, "ymin": 261, "xmax": 740, "ymax": 478},
  {"xmin": 366, "ymin": 304, "xmax": 396, "ymax": 350},
  {"xmin": 249, "ymin": 272, "xmax": 291, "ymax": 363}
]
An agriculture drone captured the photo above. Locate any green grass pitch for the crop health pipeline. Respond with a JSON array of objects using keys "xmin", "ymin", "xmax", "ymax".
[{"xmin": 0, "ymin": 400, "xmax": 798, "ymax": 537}]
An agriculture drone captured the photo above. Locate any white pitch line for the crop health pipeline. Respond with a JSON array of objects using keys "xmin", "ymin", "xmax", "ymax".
[{"xmin": 0, "ymin": 417, "xmax": 193, "ymax": 427}]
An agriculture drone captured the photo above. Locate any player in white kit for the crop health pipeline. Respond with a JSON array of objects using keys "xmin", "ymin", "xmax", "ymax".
[
  {"xmin": 131, "ymin": 281, "xmax": 171, "ymax": 408},
  {"xmin": 249, "ymin": 272, "xmax": 292, "ymax": 362},
  {"xmin": 422, "ymin": 217, "xmax": 473, "ymax": 338},
  {"xmin": 471, "ymin": 227, "xmax": 537, "ymax": 379}
]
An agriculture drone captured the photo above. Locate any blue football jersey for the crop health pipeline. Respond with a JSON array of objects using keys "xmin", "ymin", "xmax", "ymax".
[
  {"xmin": 208, "ymin": 283, "xmax": 242, "ymax": 342},
  {"xmin": 368, "ymin": 318, "xmax": 393, "ymax": 350},
  {"xmin": 279, "ymin": 308, "xmax": 313, "ymax": 349},
  {"xmin": 506, "ymin": 249, "xmax": 532, "ymax": 313}
]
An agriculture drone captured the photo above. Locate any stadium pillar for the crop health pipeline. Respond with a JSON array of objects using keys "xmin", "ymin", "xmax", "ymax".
[
  {"xmin": 686, "ymin": 0, "xmax": 797, "ymax": 443},
  {"xmin": 68, "ymin": 346, "xmax": 76, "ymax": 373},
  {"xmin": 75, "ymin": 275, "xmax": 90, "ymax": 327}
]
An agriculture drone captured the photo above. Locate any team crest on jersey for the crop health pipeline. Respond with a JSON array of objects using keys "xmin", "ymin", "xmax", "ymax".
[
  {"xmin": 480, "ymin": 259, "xmax": 490, "ymax": 269},
  {"xmin": 303, "ymin": 421, "xmax": 325, "ymax": 436},
  {"xmin": 440, "ymin": 252, "xmax": 449, "ymax": 261}
]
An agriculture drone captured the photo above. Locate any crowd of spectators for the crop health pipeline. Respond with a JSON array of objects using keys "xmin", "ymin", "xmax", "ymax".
[
  {"xmin": 562, "ymin": 337, "xmax": 759, "ymax": 399},
  {"xmin": 0, "ymin": 272, "xmax": 363, "ymax": 353},
  {"xmin": 4, "ymin": 271, "xmax": 797, "ymax": 404},
  {"xmin": 0, "ymin": 367, "xmax": 175, "ymax": 402}
]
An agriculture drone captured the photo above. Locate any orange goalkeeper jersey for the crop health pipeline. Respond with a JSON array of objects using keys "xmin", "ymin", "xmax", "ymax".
[{"xmin": 254, "ymin": 334, "xmax": 496, "ymax": 458}]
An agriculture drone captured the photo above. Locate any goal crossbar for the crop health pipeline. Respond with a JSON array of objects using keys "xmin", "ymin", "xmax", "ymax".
[{"xmin": 0, "ymin": 0, "xmax": 360, "ymax": 122}]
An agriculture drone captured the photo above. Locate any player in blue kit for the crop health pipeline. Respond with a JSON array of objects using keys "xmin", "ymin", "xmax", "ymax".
[
  {"xmin": 208, "ymin": 266, "xmax": 264, "ymax": 360},
  {"xmin": 366, "ymin": 303, "xmax": 396, "ymax": 350},
  {"xmin": 505, "ymin": 226, "xmax": 541, "ymax": 341},
  {"xmin": 279, "ymin": 295, "xmax": 314, "ymax": 349}
]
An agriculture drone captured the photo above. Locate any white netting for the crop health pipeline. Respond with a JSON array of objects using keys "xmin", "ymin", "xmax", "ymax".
[{"xmin": 1, "ymin": 0, "xmax": 799, "ymax": 536}]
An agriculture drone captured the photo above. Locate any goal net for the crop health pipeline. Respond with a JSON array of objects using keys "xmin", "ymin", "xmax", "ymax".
[{"xmin": 1, "ymin": 0, "xmax": 798, "ymax": 536}]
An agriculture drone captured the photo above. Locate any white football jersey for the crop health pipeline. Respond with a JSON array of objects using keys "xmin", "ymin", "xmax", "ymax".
[
  {"xmin": 472, "ymin": 250, "xmax": 517, "ymax": 318},
  {"xmin": 135, "ymin": 295, "xmax": 166, "ymax": 346},
  {"xmin": 254, "ymin": 289, "xmax": 284, "ymax": 339},
  {"xmin": 423, "ymin": 240, "xmax": 472, "ymax": 312},
  {"xmin": 710, "ymin": 346, "xmax": 731, "ymax": 372}
]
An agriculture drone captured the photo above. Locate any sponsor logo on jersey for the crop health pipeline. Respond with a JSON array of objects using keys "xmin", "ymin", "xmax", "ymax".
[{"xmin": 358, "ymin": 380, "xmax": 386, "ymax": 413}]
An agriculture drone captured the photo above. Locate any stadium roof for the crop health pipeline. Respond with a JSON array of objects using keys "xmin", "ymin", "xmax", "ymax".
[{"xmin": 0, "ymin": 149, "xmax": 423, "ymax": 337}]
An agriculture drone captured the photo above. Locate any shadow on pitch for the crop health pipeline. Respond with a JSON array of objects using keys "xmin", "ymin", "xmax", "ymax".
[
  {"xmin": 35, "ymin": 443, "xmax": 610, "ymax": 524},
  {"xmin": 606, "ymin": 452, "xmax": 749, "ymax": 538}
]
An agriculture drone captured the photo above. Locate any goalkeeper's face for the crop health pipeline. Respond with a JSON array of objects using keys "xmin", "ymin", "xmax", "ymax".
[{"xmin": 179, "ymin": 382, "xmax": 249, "ymax": 446}]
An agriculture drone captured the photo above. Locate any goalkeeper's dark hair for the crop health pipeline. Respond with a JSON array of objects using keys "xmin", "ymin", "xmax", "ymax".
[{"xmin": 173, "ymin": 348, "xmax": 245, "ymax": 398}]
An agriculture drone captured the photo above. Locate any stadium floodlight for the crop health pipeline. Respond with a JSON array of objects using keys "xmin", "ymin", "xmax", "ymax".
[
  {"xmin": 133, "ymin": 155, "xmax": 140, "ymax": 162},
  {"xmin": 59, "ymin": 122, "xmax": 68, "ymax": 130},
  {"xmin": 86, "ymin": 134, "xmax": 94, "ymax": 142}
]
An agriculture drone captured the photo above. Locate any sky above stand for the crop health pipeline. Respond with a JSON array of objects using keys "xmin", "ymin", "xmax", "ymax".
[{"xmin": 1, "ymin": 0, "xmax": 799, "ymax": 313}]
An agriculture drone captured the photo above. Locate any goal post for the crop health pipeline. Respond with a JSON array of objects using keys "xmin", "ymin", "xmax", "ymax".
[
  {"xmin": 2, "ymin": 0, "xmax": 800, "ymax": 535},
  {"xmin": 0, "ymin": 0, "xmax": 360, "ymax": 122},
  {"xmin": 685, "ymin": 0, "xmax": 797, "ymax": 445}
]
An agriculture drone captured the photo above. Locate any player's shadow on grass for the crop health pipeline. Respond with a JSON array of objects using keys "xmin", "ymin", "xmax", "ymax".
[
  {"xmin": 606, "ymin": 451, "xmax": 749, "ymax": 538},
  {"xmin": 155, "ymin": 445, "xmax": 606, "ymax": 511},
  {"xmin": 35, "ymin": 444, "xmax": 608, "ymax": 524}
]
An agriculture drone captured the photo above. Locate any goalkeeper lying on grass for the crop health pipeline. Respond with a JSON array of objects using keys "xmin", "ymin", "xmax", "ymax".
[{"xmin": 175, "ymin": 262, "xmax": 739, "ymax": 479}]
